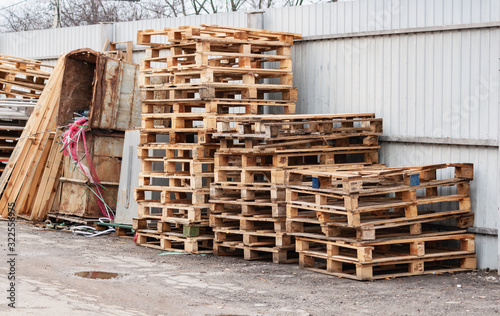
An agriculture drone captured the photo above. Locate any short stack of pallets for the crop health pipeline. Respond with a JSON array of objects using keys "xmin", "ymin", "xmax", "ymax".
[
  {"xmin": 209, "ymin": 113, "xmax": 383, "ymax": 263},
  {"xmin": 133, "ymin": 25, "xmax": 301, "ymax": 253},
  {"xmin": 286, "ymin": 164, "xmax": 476, "ymax": 280}
]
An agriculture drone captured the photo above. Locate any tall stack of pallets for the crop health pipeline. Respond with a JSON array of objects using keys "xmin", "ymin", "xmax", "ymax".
[
  {"xmin": 210, "ymin": 113, "xmax": 383, "ymax": 262},
  {"xmin": 286, "ymin": 164, "xmax": 476, "ymax": 280},
  {"xmin": 133, "ymin": 25, "xmax": 301, "ymax": 253}
]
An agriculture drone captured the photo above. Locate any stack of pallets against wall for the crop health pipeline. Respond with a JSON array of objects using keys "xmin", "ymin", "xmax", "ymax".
[
  {"xmin": 210, "ymin": 113, "xmax": 383, "ymax": 262},
  {"xmin": 286, "ymin": 164, "xmax": 476, "ymax": 280},
  {"xmin": 133, "ymin": 25, "xmax": 301, "ymax": 253}
]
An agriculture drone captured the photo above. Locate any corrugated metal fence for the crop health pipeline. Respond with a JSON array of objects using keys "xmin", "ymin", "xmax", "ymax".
[{"xmin": 1, "ymin": 0, "xmax": 499, "ymax": 270}]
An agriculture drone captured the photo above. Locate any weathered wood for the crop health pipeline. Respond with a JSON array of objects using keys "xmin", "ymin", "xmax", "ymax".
[{"xmin": 0, "ymin": 55, "xmax": 65, "ymax": 217}]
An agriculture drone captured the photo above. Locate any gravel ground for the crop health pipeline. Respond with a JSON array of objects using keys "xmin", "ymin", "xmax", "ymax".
[{"xmin": 0, "ymin": 221, "xmax": 499, "ymax": 316}]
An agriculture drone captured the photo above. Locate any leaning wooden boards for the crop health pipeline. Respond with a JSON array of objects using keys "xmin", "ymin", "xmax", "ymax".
[{"xmin": 0, "ymin": 55, "xmax": 66, "ymax": 219}]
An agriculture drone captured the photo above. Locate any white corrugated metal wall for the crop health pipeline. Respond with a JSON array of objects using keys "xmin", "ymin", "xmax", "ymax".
[{"xmin": 0, "ymin": 0, "xmax": 498, "ymax": 269}]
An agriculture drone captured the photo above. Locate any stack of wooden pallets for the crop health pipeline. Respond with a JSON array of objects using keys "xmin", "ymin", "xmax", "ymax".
[
  {"xmin": 0, "ymin": 55, "xmax": 51, "ymax": 99},
  {"xmin": 286, "ymin": 163, "xmax": 476, "ymax": 280},
  {"xmin": 210, "ymin": 113, "xmax": 383, "ymax": 263},
  {"xmin": 133, "ymin": 25, "xmax": 301, "ymax": 253}
]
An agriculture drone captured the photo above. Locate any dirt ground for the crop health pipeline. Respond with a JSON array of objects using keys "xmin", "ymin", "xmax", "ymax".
[{"xmin": 0, "ymin": 221, "xmax": 499, "ymax": 316}]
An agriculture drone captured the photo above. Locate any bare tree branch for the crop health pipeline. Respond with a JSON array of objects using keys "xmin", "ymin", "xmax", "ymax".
[{"xmin": 0, "ymin": 0, "xmax": 328, "ymax": 32}]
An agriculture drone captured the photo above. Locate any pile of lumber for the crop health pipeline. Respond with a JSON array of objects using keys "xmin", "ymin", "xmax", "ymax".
[
  {"xmin": 0, "ymin": 55, "xmax": 51, "ymax": 99},
  {"xmin": 210, "ymin": 113, "xmax": 382, "ymax": 263},
  {"xmin": 133, "ymin": 25, "xmax": 301, "ymax": 253},
  {"xmin": 0, "ymin": 56, "xmax": 52, "ymax": 174},
  {"xmin": 287, "ymin": 164, "xmax": 476, "ymax": 280},
  {"xmin": 0, "ymin": 56, "xmax": 65, "ymax": 221}
]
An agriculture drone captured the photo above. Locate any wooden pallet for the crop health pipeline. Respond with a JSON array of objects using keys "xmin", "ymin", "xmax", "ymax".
[
  {"xmin": 137, "ymin": 24, "xmax": 301, "ymax": 47},
  {"xmin": 211, "ymin": 182, "xmax": 285, "ymax": 202},
  {"xmin": 287, "ymin": 212, "xmax": 474, "ymax": 243},
  {"xmin": 286, "ymin": 163, "xmax": 473, "ymax": 195},
  {"xmin": 141, "ymin": 157, "xmax": 214, "ymax": 176},
  {"xmin": 139, "ymin": 172, "xmax": 214, "ymax": 190},
  {"xmin": 137, "ymin": 201, "xmax": 210, "ymax": 224},
  {"xmin": 210, "ymin": 213, "xmax": 286, "ymax": 232},
  {"xmin": 286, "ymin": 186, "xmax": 472, "ymax": 226},
  {"xmin": 214, "ymin": 228, "xmax": 292, "ymax": 248},
  {"xmin": 213, "ymin": 152, "xmax": 379, "ymax": 188},
  {"xmin": 141, "ymin": 83, "xmax": 298, "ymax": 102},
  {"xmin": 134, "ymin": 186, "xmax": 210, "ymax": 205},
  {"xmin": 141, "ymin": 48, "xmax": 292, "ymax": 75},
  {"xmin": 286, "ymin": 195, "xmax": 473, "ymax": 241},
  {"xmin": 133, "ymin": 217, "xmax": 211, "ymax": 234},
  {"xmin": 210, "ymin": 198, "xmax": 286, "ymax": 218},
  {"xmin": 135, "ymin": 229, "xmax": 213, "ymax": 254},
  {"xmin": 217, "ymin": 146, "xmax": 379, "ymax": 165},
  {"xmin": 213, "ymin": 241, "xmax": 297, "ymax": 263},
  {"xmin": 296, "ymin": 234, "xmax": 476, "ymax": 280},
  {"xmin": 141, "ymin": 68, "xmax": 293, "ymax": 87},
  {"xmin": 214, "ymin": 113, "xmax": 382, "ymax": 141},
  {"xmin": 138, "ymin": 143, "xmax": 218, "ymax": 160},
  {"xmin": 142, "ymin": 99, "xmax": 296, "ymax": 115},
  {"xmin": 139, "ymin": 130, "xmax": 216, "ymax": 145},
  {"xmin": 142, "ymin": 112, "xmax": 217, "ymax": 132}
]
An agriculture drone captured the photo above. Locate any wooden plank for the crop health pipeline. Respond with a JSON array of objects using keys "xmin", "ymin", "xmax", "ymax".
[
  {"xmin": 30, "ymin": 130, "xmax": 64, "ymax": 221},
  {"xmin": 18, "ymin": 132, "xmax": 56, "ymax": 215}
]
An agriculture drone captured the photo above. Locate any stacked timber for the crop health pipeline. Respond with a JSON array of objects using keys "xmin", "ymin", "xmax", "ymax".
[
  {"xmin": 133, "ymin": 25, "xmax": 301, "ymax": 253},
  {"xmin": 210, "ymin": 113, "xmax": 383, "ymax": 263},
  {"xmin": 0, "ymin": 56, "xmax": 64, "ymax": 222},
  {"xmin": 0, "ymin": 55, "xmax": 51, "ymax": 99},
  {"xmin": 0, "ymin": 56, "xmax": 52, "ymax": 174},
  {"xmin": 286, "ymin": 163, "xmax": 476, "ymax": 280}
]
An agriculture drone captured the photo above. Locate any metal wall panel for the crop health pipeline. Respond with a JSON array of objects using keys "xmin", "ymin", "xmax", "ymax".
[
  {"xmin": 0, "ymin": 24, "xmax": 104, "ymax": 58},
  {"xmin": 264, "ymin": 0, "xmax": 500, "ymax": 36},
  {"xmin": 292, "ymin": 28, "xmax": 500, "ymax": 141}
]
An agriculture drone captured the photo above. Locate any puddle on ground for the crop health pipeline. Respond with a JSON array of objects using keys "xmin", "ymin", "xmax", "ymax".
[{"xmin": 74, "ymin": 271, "xmax": 121, "ymax": 280}]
